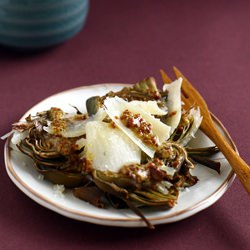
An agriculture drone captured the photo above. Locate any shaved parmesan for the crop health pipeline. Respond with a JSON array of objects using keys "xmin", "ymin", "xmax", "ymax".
[
  {"xmin": 161, "ymin": 164, "xmax": 177, "ymax": 177},
  {"xmin": 104, "ymin": 97, "xmax": 171, "ymax": 158},
  {"xmin": 90, "ymin": 107, "xmax": 107, "ymax": 121},
  {"xmin": 163, "ymin": 78, "xmax": 182, "ymax": 135},
  {"xmin": 85, "ymin": 121, "xmax": 141, "ymax": 172},
  {"xmin": 44, "ymin": 108, "xmax": 108, "ymax": 139},
  {"xmin": 44, "ymin": 118, "xmax": 88, "ymax": 138},
  {"xmin": 61, "ymin": 120, "xmax": 88, "ymax": 138},
  {"xmin": 129, "ymin": 100, "xmax": 168, "ymax": 115}
]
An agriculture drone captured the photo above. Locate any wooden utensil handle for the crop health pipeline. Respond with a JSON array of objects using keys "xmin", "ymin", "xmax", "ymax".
[{"xmin": 204, "ymin": 121, "xmax": 250, "ymax": 195}]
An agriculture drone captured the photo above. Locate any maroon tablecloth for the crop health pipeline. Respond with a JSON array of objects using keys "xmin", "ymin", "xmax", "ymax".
[{"xmin": 0, "ymin": 1, "xmax": 249, "ymax": 249}]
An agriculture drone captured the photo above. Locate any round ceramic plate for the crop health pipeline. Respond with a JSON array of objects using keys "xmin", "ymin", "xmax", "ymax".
[{"xmin": 4, "ymin": 84, "xmax": 236, "ymax": 228}]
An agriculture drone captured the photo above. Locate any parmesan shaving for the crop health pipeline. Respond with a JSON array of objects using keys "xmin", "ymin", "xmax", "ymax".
[
  {"xmin": 85, "ymin": 121, "xmax": 141, "ymax": 172},
  {"xmin": 104, "ymin": 97, "xmax": 171, "ymax": 158},
  {"xmin": 129, "ymin": 100, "xmax": 168, "ymax": 115},
  {"xmin": 163, "ymin": 77, "xmax": 182, "ymax": 135}
]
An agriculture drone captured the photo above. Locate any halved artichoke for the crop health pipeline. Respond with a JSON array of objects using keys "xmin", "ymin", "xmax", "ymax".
[{"xmin": 14, "ymin": 108, "xmax": 89, "ymax": 188}]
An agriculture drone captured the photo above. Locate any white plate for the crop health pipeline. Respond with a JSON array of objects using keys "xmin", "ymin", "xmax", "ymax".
[{"xmin": 4, "ymin": 84, "xmax": 236, "ymax": 228}]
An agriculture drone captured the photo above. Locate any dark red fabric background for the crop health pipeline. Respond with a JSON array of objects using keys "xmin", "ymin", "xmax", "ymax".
[{"xmin": 0, "ymin": 1, "xmax": 249, "ymax": 249}]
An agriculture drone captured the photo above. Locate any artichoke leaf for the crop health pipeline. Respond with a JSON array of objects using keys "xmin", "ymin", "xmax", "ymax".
[
  {"xmin": 178, "ymin": 107, "xmax": 202, "ymax": 146},
  {"xmin": 86, "ymin": 96, "xmax": 102, "ymax": 116},
  {"xmin": 73, "ymin": 185, "xmax": 106, "ymax": 208},
  {"xmin": 93, "ymin": 170, "xmax": 129, "ymax": 200},
  {"xmin": 133, "ymin": 77, "xmax": 159, "ymax": 94},
  {"xmin": 37, "ymin": 168, "xmax": 87, "ymax": 188}
]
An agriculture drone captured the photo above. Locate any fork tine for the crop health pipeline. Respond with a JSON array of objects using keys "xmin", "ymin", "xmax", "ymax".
[
  {"xmin": 173, "ymin": 66, "xmax": 195, "ymax": 94},
  {"xmin": 181, "ymin": 92, "xmax": 187, "ymax": 101},
  {"xmin": 173, "ymin": 66, "xmax": 210, "ymax": 117},
  {"xmin": 173, "ymin": 66, "xmax": 203, "ymax": 107},
  {"xmin": 180, "ymin": 86, "xmax": 189, "ymax": 99},
  {"xmin": 181, "ymin": 92, "xmax": 190, "ymax": 110},
  {"xmin": 160, "ymin": 68, "xmax": 191, "ymax": 109},
  {"xmin": 160, "ymin": 69, "xmax": 172, "ymax": 84}
]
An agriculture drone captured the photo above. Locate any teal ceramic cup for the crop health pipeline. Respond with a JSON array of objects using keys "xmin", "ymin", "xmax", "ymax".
[{"xmin": 0, "ymin": 0, "xmax": 89, "ymax": 49}]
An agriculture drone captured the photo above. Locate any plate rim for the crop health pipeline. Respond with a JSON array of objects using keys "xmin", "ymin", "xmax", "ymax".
[{"xmin": 4, "ymin": 83, "xmax": 237, "ymax": 227}]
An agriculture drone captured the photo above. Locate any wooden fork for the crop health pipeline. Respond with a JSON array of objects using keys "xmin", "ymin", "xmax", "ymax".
[{"xmin": 160, "ymin": 67, "xmax": 250, "ymax": 195}]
